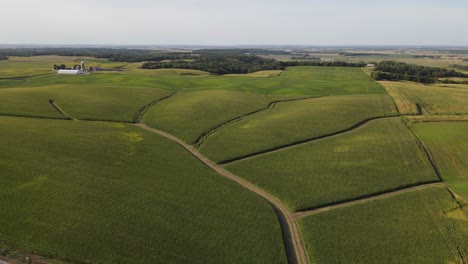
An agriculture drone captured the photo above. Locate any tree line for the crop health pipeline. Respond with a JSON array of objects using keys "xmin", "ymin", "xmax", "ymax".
[
  {"xmin": 142, "ymin": 54, "xmax": 282, "ymax": 75},
  {"xmin": 0, "ymin": 55, "xmax": 7, "ymax": 60},
  {"xmin": 142, "ymin": 55, "xmax": 368, "ymax": 75},
  {"xmin": 371, "ymin": 61, "xmax": 466, "ymax": 84},
  {"xmin": 450, "ymin": 64, "xmax": 468, "ymax": 71}
]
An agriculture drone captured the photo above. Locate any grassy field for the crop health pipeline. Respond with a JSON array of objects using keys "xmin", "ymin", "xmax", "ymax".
[
  {"xmin": 0, "ymin": 116, "xmax": 287, "ymax": 264},
  {"xmin": 143, "ymin": 90, "xmax": 306, "ymax": 143},
  {"xmin": 0, "ymin": 85, "xmax": 172, "ymax": 122},
  {"xmin": 299, "ymin": 186, "xmax": 468, "ymax": 264},
  {"xmin": 200, "ymin": 94, "xmax": 397, "ymax": 163},
  {"xmin": 226, "ymin": 118, "xmax": 439, "ymax": 212},
  {"xmin": 380, "ymin": 81, "xmax": 468, "ymax": 115},
  {"xmin": 414, "ymin": 122, "xmax": 468, "ymax": 199}
]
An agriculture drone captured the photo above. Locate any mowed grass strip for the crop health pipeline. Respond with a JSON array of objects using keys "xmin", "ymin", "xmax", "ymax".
[
  {"xmin": 414, "ymin": 122, "xmax": 468, "ymax": 199},
  {"xmin": 380, "ymin": 81, "xmax": 468, "ymax": 115},
  {"xmin": 299, "ymin": 187, "xmax": 468, "ymax": 264},
  {"xmin": 200, "ymin": 94, "xmax": 397, "ymax": 163},
  {"xmin": 0, "ymin": 117, "xmax": 287, "ymax": 264},
  {"xmin": 0, "ymin": 66, "xmax": 384, "ymax": 96},
  {"xmin": 144, "ymin": 90, "xmax": 308, "ymax": 144},
  {"xmin": 0, "ymin": 85, "xmax": 172, "ymax": 122},
  {"xmin": 226, "ymin": 118, "xmax": 439, "ymax": 212}
]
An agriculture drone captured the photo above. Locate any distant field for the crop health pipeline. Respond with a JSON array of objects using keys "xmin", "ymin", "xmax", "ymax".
[
  {"xmin": 226, "ymin": 118, "xmax": 439, "ymax": 211},
  {"xmin": 414, "ymin": 122, "xmax": 468, "ymax": 199},
  {"xmin": 299, "ymin": 187, "xmax": 468, "ymax": 264},
  {"xmin": 200, "ymin": 94, "xmax": 397, "ymax": 163},
  {"xmin": 261, "ymin": 53, "xmax": 468, "ymax": 69},
  {"xmin": 0, "ymin": 66, "xmax": 384, "ymax": 96},
  {"xmin": 0, "ymin": 56, "xmax": 126, "ymax": 78},
  {"xmin": 0, "ymin": 85, "xmax": 172, "ymax": 122},
  {"xmin": 0, "ymin": 117, "xmax": 287, "ymax": 264},
  {"xmin": 380, "ymin": 81, "xmax": 468, "ymax": 115},
  {"xmin": 143, "ymin": 90, "xmax": 304, "ymax": 143}
]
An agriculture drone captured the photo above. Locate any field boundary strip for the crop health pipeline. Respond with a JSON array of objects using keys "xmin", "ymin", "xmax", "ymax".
[
  {"xmin": 403, "ymin": 119, "xmax": 444, "ymax": 182},
  {"xmin": 132, "ymin": 90, "xmax": 181, "ymax": 123},
  {"xmin": 0, "ymin": 113, "xmax": 70, "ymax": 121},
  {"xmin": 134, "ymin": 123, "xmax": 309, "ymax": 264},
  {"xmin": 192, "ymin": 96, "xmax": 322, "ymax": 148},
  {"xmin": 220, "ymin": 115, "xmax": 401, "ymax": 166},
  {"xmin": 293, "ymin": 182, "xmax": 446, "ymax": 219},
  {"xmin": 48, "ymin": 100, "xmax": 76, "ymax": 120},
  {"xmin": 0, "ymin": 72, "xmax": 55, "ymax": 80}
]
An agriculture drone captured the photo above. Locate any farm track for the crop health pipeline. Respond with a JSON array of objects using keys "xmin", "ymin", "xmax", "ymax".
[
  {"xmin": 134, "ymin": 123, "xmax": 309, "ymax": 264},
  {"xmin": 220, "ymin": 115, "xmax": 401, "ymax": 166},
  {"xmin": 293, "ymin": 182, "xmax": 447, "ymax": 219},
  {"xmin": 192, "ymin": 96, "xmax": 321, "ymax": 148},
  {"xmin": 48, "ymin": 100, "xmax": 76, "ymax": 120}
]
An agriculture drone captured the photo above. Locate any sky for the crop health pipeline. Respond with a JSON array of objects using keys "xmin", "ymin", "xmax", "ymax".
[{"xmin": 1, "ymin": 0, "xmax": 468, "ymax": 46}]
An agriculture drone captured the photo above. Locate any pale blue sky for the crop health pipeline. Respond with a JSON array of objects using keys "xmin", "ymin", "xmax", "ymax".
[{"xmin": 1, "ymin": 0, "xmax": 467, "ymax": 45}]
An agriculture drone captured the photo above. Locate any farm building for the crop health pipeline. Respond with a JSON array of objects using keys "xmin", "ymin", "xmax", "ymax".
[
  {"xmin": 57, "ymin": 69, "xmax": 82, "ymax": 75},
  {"xmin": 366, "ymin": 64, "xmax": 376, "ymax": 67}
]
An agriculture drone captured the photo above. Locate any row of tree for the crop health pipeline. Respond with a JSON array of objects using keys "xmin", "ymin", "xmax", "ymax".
[
  {"xmin": 450, "ymin": 64, "xmax": 468, "ymax": 71},
  {"xmin": 371, "ymin": 61, "xmax": 466, "ymax": 84},
  {"xmin": 0, "ymin": 48, "xmax": 289, "ymax": 63},
  {"xmin": 279, "ymin": 61, "xmax": 367, "ymax": 67}
]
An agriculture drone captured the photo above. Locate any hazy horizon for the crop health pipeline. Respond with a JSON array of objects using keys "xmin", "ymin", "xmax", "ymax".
[{"xmin": 2, "ymin": 0, "xmax": 468, "ymax": 46}]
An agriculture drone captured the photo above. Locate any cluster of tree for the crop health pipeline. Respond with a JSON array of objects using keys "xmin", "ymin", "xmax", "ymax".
[
  {"xmin": 440, "ymin": 78, "xmax": 468, "ymax": 85},
  {"xmin": 142, "ymin": 54, "xmax": 281, "ymax": 75},
  {"xmin": 0, "ymin": 55, "xmax": 7, "ymax": 60},
  {"xmin": 279, "ymin": 61, "xmax": 367, "ymax": 67},
  {"xmin": 142, "ymin": 54, "xmax": 369, "ymax": 75},
  {"xmin": 104, "ymin": 53, "xmax": 194, "ymax": 62},
  {"xmin": 290, "ymin": 56, "xmax": 321, "ymax": 61},
  {"xmin": 371, "ymin": 61, "xmax": 466, "ymax": 84},
  {"xmin": 0, "ymin": 48, "xmax": 155, "ymax": 58},
  {"xmin": 0, "ymin": 48, "xmax": 192, "ymax": 63},
  {"xmin": 338, "ymin": 52, "xmax": 388, "ymax": 57},
  {"xmin": 53, "ymin": 64, "xmax": 67, "ymax": 70},
  {"xmin": 451, "ymin": 64, "xmax": 468, "ymax": 71},
  {"xmin": 412, "ymin": 55, "xmax": 441, "ymax": 59},
  {"xmin": 437, "ymin": 49, "xmax": 468, "ymax": 54},
  {"xmin": 193, "ymin": 49, "xmax": 290, "ymax": 55}
]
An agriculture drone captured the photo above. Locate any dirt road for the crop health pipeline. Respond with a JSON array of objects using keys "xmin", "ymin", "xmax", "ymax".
[{"xmin": 135, "ymin": 123, "xmax": 309, "ymax": 264}]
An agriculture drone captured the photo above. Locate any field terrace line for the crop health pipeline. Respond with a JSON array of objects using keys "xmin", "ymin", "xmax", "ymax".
[
  {"xmin": 293, "ymin": 182, "xmax": 447, "ymax": 220},
  {"xmin": 219, "ymin": 115, "xmax": 401, "ymax": 166},
  {"xmin": 49, "ymin": 100, "xmax": 77, "ymax": 120},
  {"xmin": 192, "ymin": 96, "xmax": 323, "ymax": 148}
]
